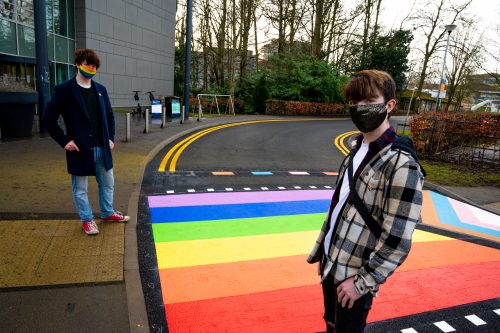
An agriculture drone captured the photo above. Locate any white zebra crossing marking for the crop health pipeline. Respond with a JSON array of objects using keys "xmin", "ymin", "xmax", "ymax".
[
  {"xmin": 434, "ymin": 321, "xmax": 456, "ymax": 332},
  {"xmin": 465, "ymin": 314, "xmax": 486, "ymax": 326}
]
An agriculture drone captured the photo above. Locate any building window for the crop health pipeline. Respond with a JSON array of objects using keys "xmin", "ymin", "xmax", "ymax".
[
  {"xmin": 0, "ymin": 0, "xmax": 75, "ymax": 91},
  {"xmin": 0, "ymin": 0, "xmax": 34, "ymax": 57},
  {"xmin": 0, "ymin": 61, "xmax": 36, "ymax": 92},
  {"xmin": 45, "ymin": 0, "xmax": 75, "ymax": 89}
]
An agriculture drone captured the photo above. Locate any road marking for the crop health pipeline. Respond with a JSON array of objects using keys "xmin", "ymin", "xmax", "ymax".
[
  {"xmin": 334, "ymin": 130, "xmax": 359, "ymax": 156},
  {"xmin": 294, "ymin": 186, "xmax": 302, "ymax": 189},
  {"xmin": 207, "ymin": 188, "xmax": 215, "ymax": 192},
  {"xmin": 252, "ymin": 171, "xmax": 273, "ymax": 175},
  {"xmin": 323, "ymin": 172, "xmax": 339, "ymax": 176},
  {"xmin": 225, "ymin": 188, "xmax": 234, "ymax": 191},
  {"xmin": 324, "ymin": 186, "xmax": 332, "ymax": 189},
  {"xmin": 494, "ymin": 309, "xmax": 500, "ymax": 315},
  {"xmin": 159, "ymin": 119, "xmax": 340, "ymax": 172},
  {"xmin": 243, "ymin": 187, "xmax": 252, "ymax": 191},
  {"xmin": 289, "ymin": 171, "xmax": 310, "ymax": 175},
  {"xmin": 187, "ymin": 189, "xmax": 196, "ymax": 193},
  {"xmin": 261, "ymin": 187, "xmax": 269, "ymax": 190},
  {"xmin": 278, "ymin": 187, "xmax": 286, "ymax": 190},
  {"xmin": 166, "ymin": 190, "xmax": 175, "ymax": 194},
  {"xmin": 212, "ymin": 171, "xmax": 235, "ymax": 176},
  {"xmin": 433, "ymin": 321, "xmax": 456, "ymax": 332},
  {"xmin": 401, "ymin": 329, "xmax": 418, "ymax": 333},
  {"xmin": 309, "ymin": 186, "xmax": 317, "ymax": 189},
  {"xmin": 465, "ymin": 314, "xmax": 486, "ymax": 326}
]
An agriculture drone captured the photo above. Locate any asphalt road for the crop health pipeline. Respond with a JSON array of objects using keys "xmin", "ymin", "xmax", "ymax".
[{"xmin": 139, "ymin": 118, "xmax": 500, "ymax": 333}]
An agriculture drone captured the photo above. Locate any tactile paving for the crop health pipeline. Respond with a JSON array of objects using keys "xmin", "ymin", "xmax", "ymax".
[{"xmin": 0, "ymin": 220, "xmax": 125, "ymax": 288}]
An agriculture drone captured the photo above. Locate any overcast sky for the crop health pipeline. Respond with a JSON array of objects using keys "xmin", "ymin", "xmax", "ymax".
[{"xmin": 378, "ymin": 0, "xmax": 500, "ymax": 73}]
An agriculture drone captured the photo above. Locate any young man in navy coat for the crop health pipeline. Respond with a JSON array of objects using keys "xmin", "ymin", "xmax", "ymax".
[{"xmin": 43, "ymin": 49, "xmax": 129, "ymax": 235}]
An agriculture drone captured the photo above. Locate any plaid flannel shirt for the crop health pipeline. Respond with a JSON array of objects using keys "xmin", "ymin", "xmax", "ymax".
[{"xmin": 307, "ymin": 129, "xmax": 424, "ymax": 295}]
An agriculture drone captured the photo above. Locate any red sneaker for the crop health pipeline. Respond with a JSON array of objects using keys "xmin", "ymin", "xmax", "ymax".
[
  {"xmin": 101, "ymin": 211, "xmax": 130, "ymax": 222},
  {"xmin": 82, "ymin": 220, "xmax": 99, "ymax": 235}
]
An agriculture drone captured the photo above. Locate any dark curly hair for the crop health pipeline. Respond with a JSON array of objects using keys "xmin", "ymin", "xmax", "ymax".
[{"xmin": 74, "ymin": 49, "xmax": 100, "ymax": 69}]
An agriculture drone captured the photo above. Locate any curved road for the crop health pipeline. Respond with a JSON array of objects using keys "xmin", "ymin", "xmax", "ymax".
[
  {"xmin": 139, "ymin": 118, "xmax": 500, "ymax": 333},
  {"xmin": 175, "ymin": 119, "xmax": 353, "ymax": 172}
]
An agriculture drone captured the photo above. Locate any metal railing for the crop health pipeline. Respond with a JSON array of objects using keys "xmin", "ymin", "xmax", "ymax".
[{"xmin": 405, "ymin": 116, "xmax": 500, "ymax": 169}]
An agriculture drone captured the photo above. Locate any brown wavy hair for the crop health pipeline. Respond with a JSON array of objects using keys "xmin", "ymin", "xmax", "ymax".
[
  {"xmin": 74, "ymin": 49, "xmax": 100, "ymax": 69},
  {"xmin": 344, "ymin": 70, "xmax": 396, "ymax": 103}
]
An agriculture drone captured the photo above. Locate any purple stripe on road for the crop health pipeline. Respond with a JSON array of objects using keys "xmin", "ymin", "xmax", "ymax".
[{"xmin": 147, "ymin": 190, "xmax": 334, "ymax": 208}]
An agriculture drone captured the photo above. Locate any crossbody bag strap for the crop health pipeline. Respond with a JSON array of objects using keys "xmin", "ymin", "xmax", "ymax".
[{"xmin": 347, "ymin": 154, "xmax": 383, "ymax": 238}]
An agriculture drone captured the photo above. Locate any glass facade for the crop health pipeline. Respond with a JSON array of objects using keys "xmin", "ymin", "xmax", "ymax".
[{"xmin": 0, "ymin": 0, "xmax": 75, "ymax": 92}]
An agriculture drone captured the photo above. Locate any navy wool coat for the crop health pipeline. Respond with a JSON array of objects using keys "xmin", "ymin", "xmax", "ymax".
[{"xmin": 43, "ymin": 77, "xmax": 115, "ymax": 176}]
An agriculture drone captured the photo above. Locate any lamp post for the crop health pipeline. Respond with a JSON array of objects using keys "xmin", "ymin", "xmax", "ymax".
[{"xmin": 435, "ymin": 24, "xmax": 457, "ymax": 112}]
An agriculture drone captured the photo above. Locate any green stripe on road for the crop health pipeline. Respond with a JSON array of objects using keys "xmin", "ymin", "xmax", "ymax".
[{"xmin": 151, "ymin": 213, "xmax": 325, "ymax": 242}]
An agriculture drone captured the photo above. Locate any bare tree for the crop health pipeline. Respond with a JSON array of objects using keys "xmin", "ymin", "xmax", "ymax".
[{"xmin": 409, "ymin": 0, "xmax": 471, "ymax": 96}]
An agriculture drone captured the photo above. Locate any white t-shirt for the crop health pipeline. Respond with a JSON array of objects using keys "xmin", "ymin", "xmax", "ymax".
[{"xmin": 323, "ymin": 141, "xmax": 370, "ymax": 255}]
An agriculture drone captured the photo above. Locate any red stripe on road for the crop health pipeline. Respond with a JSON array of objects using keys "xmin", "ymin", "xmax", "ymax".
[{"xmin": 164, "ymin": 261, "xmax": 500, "ymax": 332}]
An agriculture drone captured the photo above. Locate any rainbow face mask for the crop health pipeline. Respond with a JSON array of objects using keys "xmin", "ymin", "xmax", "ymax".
[{"xmin": 79, "ymin": 64, "xmax": 96, "ymax": 79}]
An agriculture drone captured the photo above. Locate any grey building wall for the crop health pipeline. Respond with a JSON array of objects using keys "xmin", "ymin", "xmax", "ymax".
[{"xmin": 74, "ymin": 0, "xmax": 175, "ymax": 106}]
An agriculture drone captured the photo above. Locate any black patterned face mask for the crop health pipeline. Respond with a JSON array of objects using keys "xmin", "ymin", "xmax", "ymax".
[{"xmin": 349, "ymin": 103, "xmax": 388, "ymax": 133}]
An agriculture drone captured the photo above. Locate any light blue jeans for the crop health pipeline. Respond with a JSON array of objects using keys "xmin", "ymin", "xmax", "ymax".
[{"xmin": 71, "ymin": 146, "xmax": 114, "ymax": 223}]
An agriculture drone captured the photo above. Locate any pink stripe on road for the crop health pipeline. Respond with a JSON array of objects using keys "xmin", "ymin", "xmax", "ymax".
[
  {"xmin": 147, "ymin": 190, "xmax": 334, "ymax": 208},
  {"xmin": 449, "ymin": 197, "xmax": 500, "ymax": 231}
]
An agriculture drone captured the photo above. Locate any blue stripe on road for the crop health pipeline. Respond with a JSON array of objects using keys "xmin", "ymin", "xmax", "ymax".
[
  {"xmin": 251, "ymin": 171, "xmax": 274, "ymax": 175},
  {"xmin": 430, "ymin": 191, "xmax": 500, "ymax": 237},
  {"xmin": 149, "ymin": 199, "xmax": 330, "ymax": 223}
]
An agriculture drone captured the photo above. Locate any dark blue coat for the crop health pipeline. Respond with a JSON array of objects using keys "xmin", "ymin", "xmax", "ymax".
[{"xmin": 43, "ymin": 77, "xmax": 115, "ymax": 176}]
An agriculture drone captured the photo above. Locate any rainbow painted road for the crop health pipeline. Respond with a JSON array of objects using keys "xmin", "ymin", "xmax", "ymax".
[{"xmin": 147, "ymin": 189, "xmax": 500, "ymax": 332}]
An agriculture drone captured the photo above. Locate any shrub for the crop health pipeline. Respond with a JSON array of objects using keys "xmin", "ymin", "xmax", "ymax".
[
  {"xmin": 410, "ymin": 112, "xmax": 500, "ymax": 167},
  {"xmin": 265, "ymin": 99, "xmax": 346, "ymax": 116}
]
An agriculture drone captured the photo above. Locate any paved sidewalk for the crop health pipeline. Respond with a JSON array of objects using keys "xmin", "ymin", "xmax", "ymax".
[
  {"xmin": 0, "ymin": 113, "xmax": 275, "ymax": 333},
  {"xmin": 0, "ymin": 113, "xmax": 498, "ymax": 332}
]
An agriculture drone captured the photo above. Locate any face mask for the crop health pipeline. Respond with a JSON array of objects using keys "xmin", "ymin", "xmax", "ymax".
[
  {"xmin": 79, "ymin": 64, "xmax": 96, "ymax": 79},
  {"xmin": 349, "ymin": 103, "xmax": 388, "ymax": 133}
]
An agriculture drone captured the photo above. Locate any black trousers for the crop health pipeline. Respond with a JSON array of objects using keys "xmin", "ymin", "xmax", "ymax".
[{"xmin": 322, "ymin": 273, "xmax": 373, "ymax": 333}]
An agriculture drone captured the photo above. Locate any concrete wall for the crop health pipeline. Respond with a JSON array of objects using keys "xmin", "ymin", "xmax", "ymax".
[{"xmin": 75, "ymin": 0, "xmax": 175, "ymax": 106}]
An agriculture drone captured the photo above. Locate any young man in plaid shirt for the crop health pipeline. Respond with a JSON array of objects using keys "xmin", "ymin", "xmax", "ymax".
[{"xmin": 308, "ymin": 70, "xmax": 425, "ymax": 333}]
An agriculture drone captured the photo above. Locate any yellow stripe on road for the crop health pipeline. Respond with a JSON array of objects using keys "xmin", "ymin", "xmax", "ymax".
[
  {"xmin": 334, "ymin": 130, "xmax": 359, "ymax": 156},
  {"xmin": 154, "ymin": 229, "xmax": 453, "ymax": 269},
  {"xmin": 155, "ymin": 230, "xmax": 319, "ymax": 269},
  {"xmin": 158, "ymin": 119, "xmax": 344, "ymax": 172}
]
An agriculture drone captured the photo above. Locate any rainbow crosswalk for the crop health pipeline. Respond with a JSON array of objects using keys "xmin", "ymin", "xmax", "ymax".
[{"xmin": 147, "ymin": 189, "xmax": 500, "ymax": 332}]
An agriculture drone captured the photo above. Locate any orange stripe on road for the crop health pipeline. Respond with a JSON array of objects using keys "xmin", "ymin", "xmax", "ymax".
[
  {"xmin": 322, "ymin": 172, "xmax": 339, "ymax": 176},
  {"xmin": 211, "ymin": 171, "xmax": 235, "ymax": 176},
  {"xmin": 160, "ymin": 255, "xmax": 317, "ymax": 304}
]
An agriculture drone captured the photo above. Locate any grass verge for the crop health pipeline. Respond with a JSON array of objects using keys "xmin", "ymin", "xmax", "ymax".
[{"xmin": 420, "ymin": 160, "xmax": 500, "ymax": 187}]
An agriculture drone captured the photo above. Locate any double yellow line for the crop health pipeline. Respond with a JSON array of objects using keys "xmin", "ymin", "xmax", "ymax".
[
  {"xmin": 158, "ymin": 119, "xmax": 357, "ymax": 172},
  {"xmin": 159, "ymin": 119, "xmax": 297, "ymax": 172},
  {"xmin": 334, "ymin": 130, "xmax": 359, "ymax": 156}
]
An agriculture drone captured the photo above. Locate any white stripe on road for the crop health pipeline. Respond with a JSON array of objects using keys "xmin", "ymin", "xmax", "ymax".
[
  {"xmin": 401, "ymin": 329, "xmax": 418, "ymax": 333},
  {"xmin": 465, "ymin": 314, "xmax": 486, "ymax": 326},
  {"xmin": 434, "ymin": 321, "xmax": 456, "ymax": 332}
]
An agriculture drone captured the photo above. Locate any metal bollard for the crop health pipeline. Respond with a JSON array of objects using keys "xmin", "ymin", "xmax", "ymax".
[
  {"xmin": 125, "ymin": 112, "xmax": 131, "ymax": 142},
  {"xmin": 144, "ymin": 108, "xmax": 149, "ymax": 133},
  {"xmin": 161, "ymin": 105, "xmax": 166, "ymax": 128}
]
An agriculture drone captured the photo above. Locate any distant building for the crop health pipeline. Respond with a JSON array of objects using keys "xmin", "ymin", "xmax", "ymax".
[
  {"xmin": 260, "ymin": 39, "xmax": 310, "ymax": 60},
  {"xmin": 0, "ymin": 0, "xmax": 176, "ymax": 107}
]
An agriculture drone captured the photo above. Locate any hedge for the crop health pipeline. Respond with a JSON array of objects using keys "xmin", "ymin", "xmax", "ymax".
[{"xmin": 265, "ymin": 99, "xmax": 346, "ymax": 116}]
